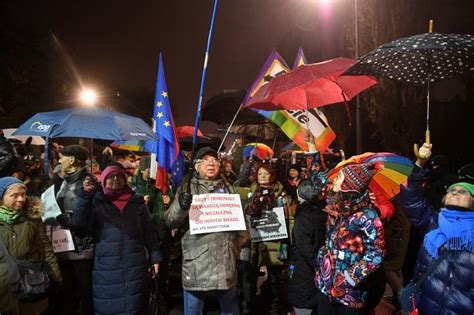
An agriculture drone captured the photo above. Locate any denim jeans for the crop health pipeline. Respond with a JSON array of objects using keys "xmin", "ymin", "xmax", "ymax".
[{"xmin": 183, "ymin": 286, "xmax": 239, "ymax": 315}]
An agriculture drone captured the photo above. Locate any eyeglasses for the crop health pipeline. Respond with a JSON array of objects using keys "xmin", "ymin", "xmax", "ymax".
[
  {"xmin": 446, "ymin": 187, "xmax": 471, "ymax": 196},
  {"xmin": 106, "ymin": 174, "xmax": 125, "ymax": 180},
  {"xmin": 196, "ymin": 158, "xmax": 220, "ymax": 165}
]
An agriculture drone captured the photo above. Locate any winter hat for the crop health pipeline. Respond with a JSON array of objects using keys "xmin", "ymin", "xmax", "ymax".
[
  {"xmin": 288, "ymin": 164, "xmax": 301, "ymax": 173},
  {"xmin": 101, "ymin": 165, "xmax": 127, "ymax": 189},
  {"xmin": 457, "ymin": 164, "xmax": 474, "ymax": 184},
  {"xmin": 194, "ymin": 147, "xmax": 218, "ymax": 162},
  {"xmin": 447, "ymin": 182, "xmax": 474, "ymax": 196},
  {"xmin": 0, "ymin": 177, "xmax": 25, "ymax": 199},
  {"xmin": 139, "ymin": 156, "xmax": 151, "ymax": 172},
  {"xmin": 340, "ymin": 162, "xmax": 383, "ymax": 193},
  {"xmin": 59, "ymin": 145, "xmax": 89, "ymax": 162}
]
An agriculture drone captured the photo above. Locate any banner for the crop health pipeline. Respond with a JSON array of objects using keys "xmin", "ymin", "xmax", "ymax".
[
  {"xmin": 41, "ymin": 185, "xmax": 62, "ymax": 221},
  {"xmin": 189, "ymin": 194, "xmax": 246, "ymax": 235},
  {"xmin": 249, "ymin": 207, "xmax": 288, "ymax": 242},
  {"xmin": 244, "ymin": 50, "xmax": 336, "ymax": 152}
]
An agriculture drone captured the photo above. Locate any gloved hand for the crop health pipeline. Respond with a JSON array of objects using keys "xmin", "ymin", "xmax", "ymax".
[
  {"xmin": 179, "ymin": 192, "xmax": 193, "ymax": 210},
  {"xmin": 56, "ymin": 213, "xmax": 72, "ymax": 228}
]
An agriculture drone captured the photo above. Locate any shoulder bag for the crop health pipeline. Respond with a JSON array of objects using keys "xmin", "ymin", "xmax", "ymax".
[{"xmin": 0, "ymin": 234, "xmax": 50, "ymax": 302}]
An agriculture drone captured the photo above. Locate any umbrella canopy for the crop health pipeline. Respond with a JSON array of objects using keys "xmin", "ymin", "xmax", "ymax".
[
  {"xmin": 2, "ymin": 128, "xmax": 45, "ymax": 145},
  {"xmin": 227, "ymin": 122, "xmax": 287, "ymax": 141},
  {"xmin": 176, "ymin": 126, "xmax": 204, "ymax": 138},
  {"xmin": 111, "ymin": 140, "xmax": 148, "ymax": 152},
  {"xmin": 328, "ymin": 152, "xmax": 414, "ymax": 200},
  {"xmin": 14, "ymin": 107, "xmax": 157, "ymax": 141},
  {"xmin": 202, "ymin": 89, "xmax": 265, "ymax": 125},
  {"xmin": 242, "ymin": 143, "xmax": 274, "ymax": 160},
  {"xmin": 243, "ymin": 57, "xmax": 377, "ymax": 111},
  {"xmin": 344, "ymin": 32, "xmax": 474, "ymax": 85}
]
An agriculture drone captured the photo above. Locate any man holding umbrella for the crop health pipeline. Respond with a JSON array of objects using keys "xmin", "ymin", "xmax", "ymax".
[{"xmin": 165, "ymin": 147, "xmax": 249, "ymax": 315}]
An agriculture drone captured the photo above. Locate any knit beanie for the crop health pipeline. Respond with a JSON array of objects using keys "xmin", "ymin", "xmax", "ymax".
[
  {"xmin": 0, "ymin": 177, "xmax": 25, "ymax": 199},
  {"xmin": 339, "ymin": 162, "xmax": 383, "ymax": 193},
  {"xmin": 447, "ymin": 182, "xmax": 474, "ymax": 196},
  {"xmin": 101, "ymin": 166, "xmax": 127, "ymax": 189}
]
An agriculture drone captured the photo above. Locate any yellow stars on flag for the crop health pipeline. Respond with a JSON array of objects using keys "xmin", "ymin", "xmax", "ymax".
[
  {"xmin": 157, "ymin": 112, "xmax": 164, "ymax": 118},
  {"xmin": 161, "ymin": 91, "xmax": 168, "ymax": 98},
  {"xmin": 163, "ymin": 121, "xmax": 171, "ymax": 127},
  {"xmin": 156, "ymin": 101, "xmax": 163, "ymax": 107}
]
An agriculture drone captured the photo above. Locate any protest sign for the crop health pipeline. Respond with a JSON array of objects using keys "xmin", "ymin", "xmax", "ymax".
[
  {"xmin": 249, "ymin": 207, "xmax": 288, "ymax": 242},
  {"xmin": 40, "ymin": 185, "xmax": 62, "ymax": 221},
  {"xmin": 189, "ymin": 193, "xmax": 246, "ymax": 235},
  {"xmin": 46, "ymin": 226, "xmax": 75, "ymax": 253}
]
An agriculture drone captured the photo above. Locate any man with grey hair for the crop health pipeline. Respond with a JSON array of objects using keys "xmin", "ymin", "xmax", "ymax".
[{"xmin": 165, "ymin": 146, "xmax": 249, "ymax": 315}]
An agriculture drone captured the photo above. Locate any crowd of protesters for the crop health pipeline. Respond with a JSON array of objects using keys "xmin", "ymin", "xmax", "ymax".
[{"xmin": 0, "ymin": 129, "xmax": 473, "ymax": 315}]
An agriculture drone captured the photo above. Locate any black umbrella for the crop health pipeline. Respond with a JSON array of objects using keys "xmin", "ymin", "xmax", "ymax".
[
  {"xmin": 344, "ymin": 31, "xmax": 474, "ymax": 155},
  {"xmin": 202, "ymin": 89, "xmax": 266, "ymax": 125}
]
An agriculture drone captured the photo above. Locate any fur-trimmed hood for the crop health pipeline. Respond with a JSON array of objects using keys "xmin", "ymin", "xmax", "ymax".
[{"xmin": 23, "ymin": 196, "xmax": 45, "ymax": 219}]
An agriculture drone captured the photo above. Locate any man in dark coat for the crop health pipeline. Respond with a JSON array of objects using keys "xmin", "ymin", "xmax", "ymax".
[{"xmin": 51, "ymin": 144, "xmax": 94, "ymax": 315}]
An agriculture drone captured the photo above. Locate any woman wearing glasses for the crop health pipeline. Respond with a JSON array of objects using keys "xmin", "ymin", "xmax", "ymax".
[
  {"xmin": 73, "ymin": 165, "xmax": 162, "ymax": 315},
  {"xmin": 400, "ymin": 143, "xmax": 474, "ymax": 314}
]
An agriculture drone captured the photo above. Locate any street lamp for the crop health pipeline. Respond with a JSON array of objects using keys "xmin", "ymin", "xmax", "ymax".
[{"xmin": 79, "ymin": 88, "xmax": 98, "ymax": 106}]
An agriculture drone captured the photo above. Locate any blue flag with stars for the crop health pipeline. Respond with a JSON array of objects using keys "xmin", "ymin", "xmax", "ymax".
[{"xmin": 145, "ymin": 53, "xmax": 179, "ymax": 192}]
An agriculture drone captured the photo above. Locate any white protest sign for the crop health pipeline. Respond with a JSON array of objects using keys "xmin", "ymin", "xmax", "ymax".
[
  {"xmin": 189, "ymin": 193, "xmax": 246, "ymax": 235},
  {"xmin": 47, "ymin": 227, "xmax": 75, "ymax": 253},
  {"xmin": 249, "ymin": 207, "xmax": 288, "ymax": 242},
  {"xmin": 40, "ymin": 185, "xmax": 62, "ymax": 221}
]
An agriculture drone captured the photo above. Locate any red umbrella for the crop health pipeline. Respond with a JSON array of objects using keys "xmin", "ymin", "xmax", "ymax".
[
  {"xmin": 243, "ymin": 57, "xmax": 377, "ymax": 111},
  {"xmin": 176, "ymin": 126, "xmax": 204, "ymax": 138}
]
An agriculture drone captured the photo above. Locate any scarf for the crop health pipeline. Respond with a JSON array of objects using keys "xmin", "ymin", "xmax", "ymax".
[
  {"xmin": 0, "ymin": 205, "xmax": 22, "ymax": 225},
  {"xmin": 101, "ymin": 165, "xmax": 134, "ymax": 212},
  {"xmin": 424, "ymin": 208, "xmax": 474, "ymax": 259},
  {"xmin": 103, "ymin": 186, "xmax": 134, "ymax": 212}
]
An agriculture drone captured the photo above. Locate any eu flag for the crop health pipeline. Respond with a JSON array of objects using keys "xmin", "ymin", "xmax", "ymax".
[{"xmin": 145, "ymin": 53, "xmax": 179, "ymax": 193}]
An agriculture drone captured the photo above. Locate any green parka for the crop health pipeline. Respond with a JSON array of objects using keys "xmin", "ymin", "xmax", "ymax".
[{"xmin": 0, "ymin": 197, "xmax": 61, "ymax": 315}]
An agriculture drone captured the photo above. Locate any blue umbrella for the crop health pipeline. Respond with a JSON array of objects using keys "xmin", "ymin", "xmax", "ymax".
[{"xmin": 13, "ymin": 107, "xmax": 157, "ymax": 141}]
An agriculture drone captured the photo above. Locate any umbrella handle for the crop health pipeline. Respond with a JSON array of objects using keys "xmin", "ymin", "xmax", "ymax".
[{"xmin": 413, "ymin": 129, "xmax": 430, "ymax": 158}]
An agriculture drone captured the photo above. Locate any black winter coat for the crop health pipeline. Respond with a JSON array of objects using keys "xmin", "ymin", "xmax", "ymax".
[
  {"xmin": 400, "ymin": 185, "xmax": 474, "ymax": 315},
  {"xmin": 73, "ymin": 189, "xmax": 162, "ymax": 315},
  {"xmin": 287, "ymin": 201, "xmax": 327, "ymax": 309}
]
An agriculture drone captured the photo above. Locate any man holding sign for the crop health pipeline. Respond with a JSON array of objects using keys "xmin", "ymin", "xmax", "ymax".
[{"xmin": 165, "ymin": 147, "xmax": 249, "ymax": 315}]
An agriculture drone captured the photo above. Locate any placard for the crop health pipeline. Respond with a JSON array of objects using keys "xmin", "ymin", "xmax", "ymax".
[
  {"xmin": 47, "ymin": 227, "xmax": 75, "ymax": 253},
  {"xmin": 189, "ymin": 193, "xmax": 246, "ymax": 235},
  {"xmin": 40, "ymin": 185, "xmax": 62, "ymax": 221},
  {"xmin": 249, "ymin": 207, "xmax": 288, "ymax": 242}
]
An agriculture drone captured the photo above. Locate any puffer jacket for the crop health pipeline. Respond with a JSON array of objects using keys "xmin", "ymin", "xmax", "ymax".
[
  {"xmin": 73, "ymin": 189, "xmax": 162, "ymax": 315},
  {"xmin": 0, "ymin": 197, "xmax": 62, "ymax": 315},
  {"xmin": 317, "ymin": 204, "xmax": 385, "ymax": 309},
  {"xmin": 400, "ymin": 185, "xmax": 474, "ymax": 315},
  {"xmin": 165, "ymin": 173, "xmax": 249, "ymax": 291}
]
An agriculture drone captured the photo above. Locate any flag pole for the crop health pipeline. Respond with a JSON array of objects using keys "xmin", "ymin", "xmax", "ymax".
[
  {"xmin": 191, "ymin": 0, "xmax": 219, "ymax": 158},
  {"xmin": 218, "ymin": 104, "xmax": 242, "ymax": 153}
]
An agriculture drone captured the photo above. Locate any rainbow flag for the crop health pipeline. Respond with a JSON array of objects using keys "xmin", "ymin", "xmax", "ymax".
[{"xmin": 244, "ymin": 50, "xmax": 336, "ymax": 152}]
